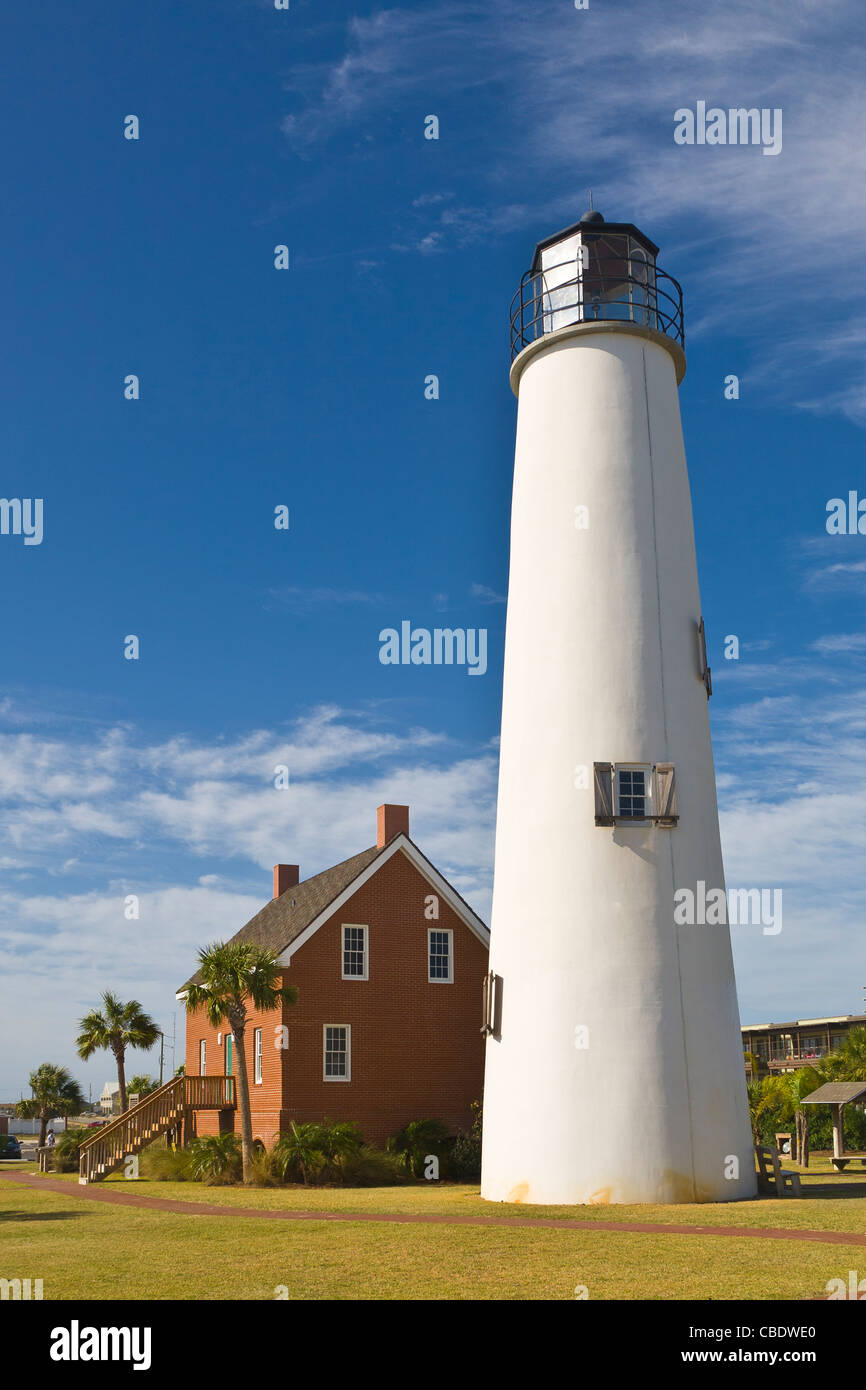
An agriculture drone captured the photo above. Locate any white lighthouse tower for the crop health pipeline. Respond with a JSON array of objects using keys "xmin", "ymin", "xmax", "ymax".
[{"xmin": 481, "ymin": 210, "xmax": 756, "ymax": 1205}]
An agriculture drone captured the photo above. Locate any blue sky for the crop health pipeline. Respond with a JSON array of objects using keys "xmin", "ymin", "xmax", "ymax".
[{"xmin": 2, "ymin": 0, "xmax": 865, "ymax": 1098}]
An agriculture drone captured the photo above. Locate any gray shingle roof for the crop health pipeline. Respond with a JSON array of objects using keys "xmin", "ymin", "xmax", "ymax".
[
  {"xmin": 801, "ymin": 1082, "xmax": 866, "ymax": 1105},
  {"xmin": 177, "ymin": 844, "xmax": 382, "ymax": 992}
]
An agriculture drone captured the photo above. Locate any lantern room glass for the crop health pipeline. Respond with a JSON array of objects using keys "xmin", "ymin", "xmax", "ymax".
[{"xmin": 539, "ymin": 230, "xmax": 659, "ymax": 336}]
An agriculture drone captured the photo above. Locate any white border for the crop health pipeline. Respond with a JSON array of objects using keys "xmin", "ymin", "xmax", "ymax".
[
  {"xmin": 341, "ymin": 923, "xmax": 369, "ymax": 981},
  {"xmin": 323, "ymin": 1023, "xmax": 351, "ymax": 1082},
  {"xmin": 614, "ymin": 762, "xmax": 653, "ymax": 825},
  {"xmin": 427, "ymin": 926, "xmax": 454, "ymax": 983}
]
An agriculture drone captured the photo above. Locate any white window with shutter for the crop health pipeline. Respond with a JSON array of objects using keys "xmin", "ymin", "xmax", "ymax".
[
  {"xmin": 594, "ymin": 762, "xmax": 678, "ymax": 827},
  {"xmin": 254, "ymin": 1027, "xmax": 263, "ymax": 1085}
]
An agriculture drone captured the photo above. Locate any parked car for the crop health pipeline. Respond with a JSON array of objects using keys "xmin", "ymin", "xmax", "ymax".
[{"xmin": 0, "ymin": 1134, "xmax": 22, "ymax": 1159}]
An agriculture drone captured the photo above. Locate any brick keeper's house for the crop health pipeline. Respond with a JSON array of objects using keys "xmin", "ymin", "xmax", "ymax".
[{"xmin": 177, "ymin": 805, "xmax": 490, "ymax": 1147}]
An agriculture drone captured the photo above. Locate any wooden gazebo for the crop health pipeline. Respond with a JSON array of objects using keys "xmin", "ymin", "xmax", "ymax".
[{"xmin": 801, "ymin": 1081, "xmax": 866, "ymax": 1171}]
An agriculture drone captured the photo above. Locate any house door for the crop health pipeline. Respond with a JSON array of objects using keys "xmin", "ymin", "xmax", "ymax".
[{"xmin": 225, "ymin": 1034, "xmax": 233, "ymax": 1076}]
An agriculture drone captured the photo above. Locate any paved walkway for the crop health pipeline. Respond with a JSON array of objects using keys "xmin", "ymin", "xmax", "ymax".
[{"xmin": 4, "ymin": 1172, "xmax": 866, "ymax": 1247}]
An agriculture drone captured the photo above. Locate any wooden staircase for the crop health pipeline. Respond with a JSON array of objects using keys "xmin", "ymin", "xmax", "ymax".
[{"xmin": 78, "ymin": 1075, "xmax": 236, "ymax": 1184}]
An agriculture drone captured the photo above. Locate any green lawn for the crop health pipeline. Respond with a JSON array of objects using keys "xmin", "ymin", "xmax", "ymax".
[{"xmin": 2, "ymin": 1155, "xmax": 866, "ymax": 1300}]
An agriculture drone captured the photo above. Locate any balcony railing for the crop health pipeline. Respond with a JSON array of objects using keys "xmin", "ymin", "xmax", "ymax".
[
  {"xmin": 768, "ymin": 1050, "xmax": 826, "ymax": 1067},
  {"xmin": 510, "ymin": 252, "xmax": 684, "ymax": 362}
]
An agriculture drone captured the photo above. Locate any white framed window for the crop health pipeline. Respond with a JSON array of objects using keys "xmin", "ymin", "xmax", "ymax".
[
  {"xmin": 342, "ymin": 924, "xmax": 369, "ymax": 980},
  {"xmin": 614, "ymin": 764, "xmax": 653, "ymax": 822},
  {"xmin": 323, "ymin": 1025, "xmax": 351, "ymax": 1081},
  {"xmin": 254, "ymin": 1027, "xmax": 263, "ymax": 1085},
  {"xmin": 199, "ymin": 1039, "xmax": 206, "ymax": 1076},
  {"xmin": 428, "ymin": 928, "xmax": 453, "ymax": 983}
]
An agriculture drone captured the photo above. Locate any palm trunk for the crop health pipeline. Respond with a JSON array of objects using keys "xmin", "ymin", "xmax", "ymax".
[
  {"xmin": 796, "ymin": 1108, "xmax": 809, "ymax": 1168},
  {"xmin": 38, "ymin": 1113, "xmax": 48, "ymax": 1147},
  {"xmin": 230, "ymin": 1024, "xmax": 254, "ymax": 1183},
  {"xmin": 114, "ymin": 1045, "xmax": 128, "ymax": 1113}
]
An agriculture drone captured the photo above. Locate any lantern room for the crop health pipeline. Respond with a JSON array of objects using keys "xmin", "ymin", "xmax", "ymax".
[{"xmin": 510, "ymin": 209, "xmax": 684, "ymax": 360}]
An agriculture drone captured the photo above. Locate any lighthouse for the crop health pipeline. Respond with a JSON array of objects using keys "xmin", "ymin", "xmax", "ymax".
[{"xmin": 480, "ymin": 210, "xmax": 756, "ymax": 1205}]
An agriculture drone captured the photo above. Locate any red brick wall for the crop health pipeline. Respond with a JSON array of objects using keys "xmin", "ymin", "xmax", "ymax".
[{"xmin": 185, "ymin": 847, "xmax": 489, "ymax": 1148}]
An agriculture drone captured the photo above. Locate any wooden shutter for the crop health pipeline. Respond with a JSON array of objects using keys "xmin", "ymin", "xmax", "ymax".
[
  {"xmin": 593, "ymin": 762, "xmax": 614, "ymax": 825},
  {"xmin": 654, "ymin": 763, "xmax": 678, "ymax": 826},
  {"xmin": 697, "ymin": 618, "xmax": 712, "ymax": 698}
]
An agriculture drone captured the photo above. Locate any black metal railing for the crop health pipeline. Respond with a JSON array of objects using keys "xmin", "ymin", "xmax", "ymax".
[{"xmin": 510, "ymin": 252, "xmax": 684, "ymax": 361}]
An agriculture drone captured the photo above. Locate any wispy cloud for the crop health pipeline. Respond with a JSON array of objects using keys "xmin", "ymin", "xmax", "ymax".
[
  {"xmin": 714, "ymin": 683, "xmax": 866, "ymax": 1018},
  {"xmin": 278, "ymin": 0, "xmax": 866, "ymax": 418},
  {"xmin": 267, "ymin": 586, "xmax": 385, "ymax": 612},
  {"xmin": 470, "ymin": 582, "xmax": 506, "ymax": 605},
  {"xmin": 811, "ymin": 633, "xmax": 866, "ymax": 654},
  {"xmin": 804, "ymin": 559, "xmax": 866, "ymax": 592}
]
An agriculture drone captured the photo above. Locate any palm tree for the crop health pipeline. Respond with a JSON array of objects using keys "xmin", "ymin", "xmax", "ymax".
[
  {"xmin": 273, "ymin": 1122, "xmax": 328, "ymax": 1185},
  {"xmin": 817, "ymin": 1025, "xmax": 866, "ymax": 1083},
  {"xmin": 318, "ymin": 1120, "xmax": 364, "ymax": 1179},
  {"xmin": 184, "ymin": 941, "xmax": 297, "ymax": 1184},
  {"xmin": 189, "ymin": 1133, "xmax": 242, "ymax": 1183},
  {"xmin": 127, "ymin": 1074, "xmax": 158, "ymax": 1099},
  {"xmin": 746, "ymin": 1079, "xmax": 767, "ymax": 1145},
  {"xmin": 76, "ymin": 992, "xmax": 160, "ymax": 1114},
  {"xmin": 16, "ymin": 1064, "xmax": 85, "ymax": 1146}
]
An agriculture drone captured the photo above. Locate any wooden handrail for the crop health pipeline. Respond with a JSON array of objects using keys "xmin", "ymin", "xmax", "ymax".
[{"xmin": 78, "ymin": 1075, "xmax": 236, "ymax": 1183}]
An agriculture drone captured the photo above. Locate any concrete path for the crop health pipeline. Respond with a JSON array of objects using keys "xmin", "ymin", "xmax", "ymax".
[{"xmin": 3, "ymin": 1172, "xmax": 866, "ymax": 1248}]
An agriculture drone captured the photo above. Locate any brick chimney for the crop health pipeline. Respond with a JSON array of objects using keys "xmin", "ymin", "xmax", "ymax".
[
  {"xmin": 273, "ymin": 864, "xmax": 300, "ymax": 899},
  {"xmin": 377, "ymin": 804, "xmax": 409, "ymax": 848}
]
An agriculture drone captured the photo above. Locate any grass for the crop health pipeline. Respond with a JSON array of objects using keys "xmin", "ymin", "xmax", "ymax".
[
  {"xmin": 10, "ymin": 1152, "xmax": 866, "ymax": 1230},
  {"xmin": 3, "ymin": 1150, "xmax": 861, "ymax": 1301},
  {"xmin": 2, "ymin": 1154, "xmax": 866, "ymax": 1300}
]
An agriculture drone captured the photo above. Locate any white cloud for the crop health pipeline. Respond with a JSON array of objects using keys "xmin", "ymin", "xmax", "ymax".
[
  {"xmin": 0, "ymin": 704, "xmax": 496, "ymax": 1097},
  {"xmin": 811, "ymin": 633, "xmax": 866, "ymax": 655},
  {"xmin": 470, "ymin": 582, "xmax": 506, "ymax": 605}
]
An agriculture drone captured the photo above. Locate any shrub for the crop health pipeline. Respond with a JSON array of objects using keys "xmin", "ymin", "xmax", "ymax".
[
  {"xmin": 189, "ymin": 1133, "xmax": 242, "ymax": 1184},
  {"xmin": 272, "ymin": 1123, "xmax": 327, "ymax": 1184},
  {"xmin": 387, "ymin": 1118, "xmax": 450, "ymax": 1177},
  {"xmin": 339, "ymin": 1145, "xmax": 408, "ymax": 1186},
  {"xmin": 271, "ymin": 1119, "xmax": 362, "ymax": 1184},
  {"xmin": 138, "ymin": 1143, "xmax": 195, "ymax": 1182},
  {"xmin": 54, "ymin": 1127, "xmax": 90, "ymax": 1173},
  {"xmin": 446, "ymin": 1099, "xmax": 482, "ymax": 1180},
  {"xmin": 447, "ymin": 1132, "xmax": 482, "ymax": 1180}
]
